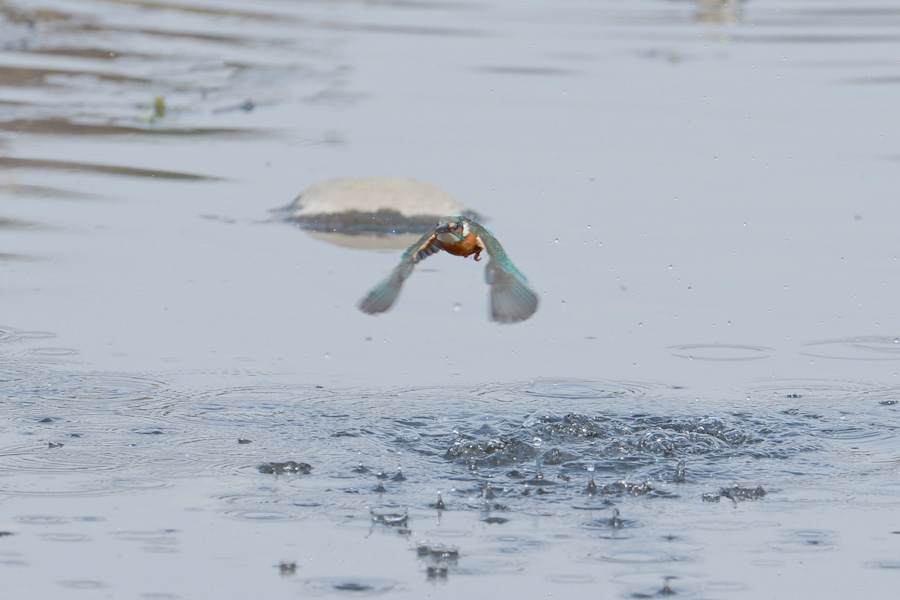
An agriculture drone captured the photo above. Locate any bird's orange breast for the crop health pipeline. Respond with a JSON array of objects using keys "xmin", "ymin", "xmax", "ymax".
[{"xmin": 439, "ymin": 232, "xmax": 482, "ymax": 258}]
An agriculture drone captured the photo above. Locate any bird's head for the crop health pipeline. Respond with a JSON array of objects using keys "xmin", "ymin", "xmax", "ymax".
[{"xmin": 435, "ymin": 215, "xmax": 470, "ymax": 240}]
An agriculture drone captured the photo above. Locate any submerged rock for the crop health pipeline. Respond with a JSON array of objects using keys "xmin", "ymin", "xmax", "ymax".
[{"xmin": 280, "ymin": 176, "xmax": 482, "ymax": 238}]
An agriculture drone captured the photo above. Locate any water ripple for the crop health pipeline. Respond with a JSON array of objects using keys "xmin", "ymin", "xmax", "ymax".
[
  {"xmin": 669, "ymin": 343, "xmax": 773, "ymax": 361},
  {"xmin": 801, "ymin": 336, "xmax": 900, "ymax": 361},
  {"xmin": 474, "ymin": 378, "xmax": 670, "ymax": 402},
  {"xmin": 0, "ymin": 325, "xmax": 56, "ymax": 345}
]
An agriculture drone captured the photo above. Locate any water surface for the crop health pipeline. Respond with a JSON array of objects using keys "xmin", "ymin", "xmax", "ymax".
[{"xmin": 2, "ymin": 0, "xmax": 900, "ymax": 597}]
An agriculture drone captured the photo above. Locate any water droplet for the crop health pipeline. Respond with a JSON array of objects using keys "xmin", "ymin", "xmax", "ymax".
[
  {"xmin": 324, "ymin": 352, "xmax": 330, "ymax": 360},
  {"xmin": 561, "ymin": 300, "xmax": 566, "ymax": 306},
  {"xmin": 668, "ymin": 264, "xmax": 673, "ymax": 270},
  {"xmin": 553, "ymin": 238, "xmax": 559, "ymax": 244},
  {"xmin": 453, "ymin": 303, "xmax": 461, "ymax": 313}
]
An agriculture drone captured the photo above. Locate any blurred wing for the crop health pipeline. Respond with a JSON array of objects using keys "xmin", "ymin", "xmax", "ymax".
[
  {"xmin": 467, "ymin": 221, "xmax": 539, "ymax": 324},
  {"xmin": 359, "ymin": 231, "xmax": 440, "ymax": 314}
]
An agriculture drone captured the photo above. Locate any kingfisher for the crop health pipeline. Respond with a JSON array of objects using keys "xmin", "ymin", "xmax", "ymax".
[{"xmin": 359, "ymin": 215, "xmax": 539, "ymax": 323}]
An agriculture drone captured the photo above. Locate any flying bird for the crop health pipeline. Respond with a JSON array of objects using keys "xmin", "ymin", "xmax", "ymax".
[{"xmin": 359, "ymin": 215, "xmax": 538, "ymax": 323}]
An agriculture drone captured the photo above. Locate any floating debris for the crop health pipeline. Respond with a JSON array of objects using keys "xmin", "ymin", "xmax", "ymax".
[
  {"xmin": 136, "ymin": 96, "xmax": 166, "ymax": 123},
  {"xmin": 257, "ymin": 461, "xmax": 312, "ymax": 475},
  {"xmin": 426, "ymin": 566, "xmax": 449, "ymax": 579},
  {"xmin": 237, "ymin": 438, "xmax": 252, "ymax": 444},
  {"xmin": 47, "ymin": 442, "xmax": 63, "ymax": 449},
  {"xmin": 674, "ymin": 459, "xmax": 687, "ymax": 483},
  {"xmin": 433, "ymin": 491, "xmax": 446, "ymax": 510},
  {"xmin": 277, "ymin": 561, "xmax": 297, "ymax": 576}
]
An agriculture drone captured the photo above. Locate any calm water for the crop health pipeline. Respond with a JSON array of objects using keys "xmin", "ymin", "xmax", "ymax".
[{"xmin": 2, "ymin": 0, "xmax": 900, "ymax": 597}]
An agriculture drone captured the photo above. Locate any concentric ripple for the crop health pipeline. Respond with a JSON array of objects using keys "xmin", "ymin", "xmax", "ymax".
[
  {"xmin": 800, "ymin": 336, "xmax": 900, "ymax": 361},
  {"xmin": 669, "ymin": 343, "xmax": 773, "ymax": 361},
  {"xmin": 474, "ymin": 378, "xmax": 669, "ymax": 402},
  {"xmin": 0, "ymin": 325, "xmax": 56, "ymax": 345}
]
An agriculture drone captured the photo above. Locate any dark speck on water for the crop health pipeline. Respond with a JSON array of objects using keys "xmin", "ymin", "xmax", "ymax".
[{"xmin": 277, "ymin": 561, "xmax": 297, "ymax": 576}]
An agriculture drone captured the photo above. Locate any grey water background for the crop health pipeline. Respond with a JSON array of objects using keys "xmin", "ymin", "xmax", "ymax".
[{"xmin": 2, "ymin": 0, "xmax": 900, "ymax": 597}]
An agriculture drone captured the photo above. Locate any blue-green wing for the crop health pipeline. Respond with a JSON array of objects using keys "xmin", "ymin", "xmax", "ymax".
[
  {"xmin": 359, "ymin": 230, "xmax": 440, "ymax": 314},
  {"xmin": 467, "ymin": 220, "xmax": 539, "ymax": 324}
]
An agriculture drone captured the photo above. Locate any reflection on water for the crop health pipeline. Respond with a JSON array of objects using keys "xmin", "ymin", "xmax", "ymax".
[
  {"xmin": 0, "ymin": 0, "xmax": 351, "ymax": 194},
  {"xmin": 0, "ymin": 156, "xmax": 221, "ymax": 180}
]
